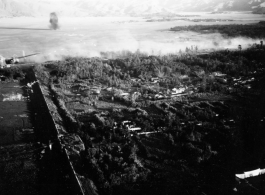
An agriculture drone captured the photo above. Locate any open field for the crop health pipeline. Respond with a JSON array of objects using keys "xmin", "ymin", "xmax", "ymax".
[{"xmin": 0, "ymin": 12, "xmax": 264, "ymax": 60}]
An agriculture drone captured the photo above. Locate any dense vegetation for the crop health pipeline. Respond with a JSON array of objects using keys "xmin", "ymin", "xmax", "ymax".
[
  {"xmin": 0, "ymin": 67, "xmax": 25, "ymax": 81},
  {"xmin": 170, "ymin": 22, "xmax": 265, "ymax": 38},
  {"xmin": 34, "ymin": 40, "xmax": 265, "ymax": 194},
  {"xmin": 37, "ymin": 44, "xmax": 263, "ymax": 91}
]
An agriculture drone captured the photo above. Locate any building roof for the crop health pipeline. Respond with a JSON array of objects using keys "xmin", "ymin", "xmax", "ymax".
[{"xmin": 236, "ymin": 168, "xmax": 265, "ymax": 179}]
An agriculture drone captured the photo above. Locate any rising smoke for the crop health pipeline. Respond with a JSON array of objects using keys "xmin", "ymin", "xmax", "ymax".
[
  {"xmin": 49, "ymin": 12, "xmax": 59, "ymax": 30},
  {"xmin": 8, "ymin": 17, "xmax": 262, "ymax": 62},
  {"xmin": 32, "ymin": 32, "xmax": 262, "ymax": 63}
]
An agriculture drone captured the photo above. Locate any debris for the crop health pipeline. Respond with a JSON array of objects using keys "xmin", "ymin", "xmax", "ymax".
[
  {"xmin": 60, "ymin": 134, "xmax": 85, "ymax": 154},
  {"xmin": 18, "ymin": 114, "xmax": 28, "ymax": 118},
  {"xmin": 3, "ymin": 93, "xmax": 24, "ymax": 101}
]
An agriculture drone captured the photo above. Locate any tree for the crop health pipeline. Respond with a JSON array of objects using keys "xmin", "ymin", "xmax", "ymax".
[
  {"xmin": 201, "ymin": 74, "xmax": 207, "ymax": 92},
  {"xmin": 195, "ymin": 45, "xmax": 198, "ymax": 52},
  {"xmin": 163, "ymin": 66, "xmax": 172, "ymax": 76},
  {"xmin": 179, "ymin": 49, "xmax": 182, "ymax": 54},
  {"xmin": 155, "ymin": 66, "xmax": 165, "ymax": 78}
]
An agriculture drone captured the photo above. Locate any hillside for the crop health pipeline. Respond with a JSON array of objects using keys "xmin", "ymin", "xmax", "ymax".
[{"xmin": 1, "ymin": 0, "xmax": 265, "ymax": 18}]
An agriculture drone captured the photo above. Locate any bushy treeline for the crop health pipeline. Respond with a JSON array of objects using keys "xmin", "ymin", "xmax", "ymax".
[
  {"xmin": 36, "ymin": 43, "xmax": 265, "ymax": 92},
  {"xmin": 49, "ymin": 83, "xmax": 80, "ymax": 132},
  {"xmin": 0, "ymin": 67, "xmax": 25, "ymax": 81},
  {"xmin": 170, "ymin": 22, "xmax": 265, "ymax": 38}
]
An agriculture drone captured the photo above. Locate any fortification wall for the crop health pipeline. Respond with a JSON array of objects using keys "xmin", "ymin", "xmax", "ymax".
[{"xmin": 28, "ymin": 68, "xmax": 97, "ymax": 195}]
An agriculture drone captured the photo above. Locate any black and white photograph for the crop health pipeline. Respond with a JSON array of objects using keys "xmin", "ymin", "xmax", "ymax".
[{"xmin": 0, "ymin": 0, "xmax": 265, "ymax": 194}]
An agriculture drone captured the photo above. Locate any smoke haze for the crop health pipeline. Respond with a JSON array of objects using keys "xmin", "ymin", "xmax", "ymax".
[
  {"xmin": 33, "ymin": 30, "xmax": 262, "ymax": 62},
  {"xmin": 49, "ymin": 12, "xmax": 59, "ymax": 30},
  {"xmin": 0, "ymin": 15, "xmax": 264, "ymax": 62}
]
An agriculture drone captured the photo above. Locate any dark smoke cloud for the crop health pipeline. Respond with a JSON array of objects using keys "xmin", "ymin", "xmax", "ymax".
[{"xmin": 49, "ymin": 12, "xmax": 59, "ymax": 30}]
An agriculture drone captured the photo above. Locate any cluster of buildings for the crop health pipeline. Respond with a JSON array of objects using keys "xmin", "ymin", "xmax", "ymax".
[
  {"xmin": 70, "ymin": 82, "xmax": 102, "ymax": 98},
  {"xmin": 211, "ymin": 71, "xmax": 228, "ymax": 84},
  {"xmin": 121, "ymin": 121, "xmax": 141, "ymax": 131},
  {"xmin": 113, "ymin": 120, "xmax": 163, "ymax": 136},
  {"xmin": 232, "ymin": 76, "xmax": 255, "ymax": 90},
  {"xmin": 69, "ymin": 68, "xmax": 258, "ymax": 103},
  {"xmin": 143, "ymin": 85, "xmax": 192, "ymax": 100},
  {"xmin": 2, "ymin": 92, "xmax": 25, "ymax": 101},
  {"xmin": 111, "ymin": 120, "xmax": 143, "ymax": 136}
]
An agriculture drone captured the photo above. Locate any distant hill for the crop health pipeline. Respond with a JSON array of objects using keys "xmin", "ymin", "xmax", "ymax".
[{"xmin": 1, "ymin": 0, "xmax": 265, "ymax": 18}]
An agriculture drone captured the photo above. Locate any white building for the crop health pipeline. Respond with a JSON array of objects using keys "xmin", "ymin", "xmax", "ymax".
[
  {"xmin": 236, "ymin": 168, "xmax": 265, "ymax": 179},
  {"xmin": 212, "ymin": 72, "xmax": 227, "ymax": 77},
  {"xmin": 171, "ymin": 87, "xmax": 186, "ymax": 94}
]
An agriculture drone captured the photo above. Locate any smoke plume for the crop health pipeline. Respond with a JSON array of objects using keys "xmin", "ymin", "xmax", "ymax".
[
  {"xmin": 49, "ymin": 12, "xmax": 59, "ymax": 30},
  {"xmin": 2, "ymin": 17, "xmax": 263, "ymax": 62}
]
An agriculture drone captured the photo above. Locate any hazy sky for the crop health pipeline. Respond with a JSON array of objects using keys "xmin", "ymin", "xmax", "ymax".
[
  {"xmin": 0, "ymin": 0, "xmax": 264, "ymax": 61},
  {"xmin": 1, "ymin": 0, "xmax": 265, "ymax": 18}
]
